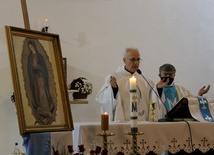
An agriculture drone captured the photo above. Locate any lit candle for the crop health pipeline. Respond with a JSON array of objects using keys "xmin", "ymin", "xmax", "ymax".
[
  {"xmin": 129, "ymin": 76, "xmax": 136, "ymax": 90},
  {"xmin": 101, "ymin": 112, "xmax": 109, "ymax": 131},
  {"xmin": 44, "ymin": 18, "xmax": 48, "ymax": 27},
  {"xmin": 129, "ymin": 76, "xmax": 138, "ymax": 133}
]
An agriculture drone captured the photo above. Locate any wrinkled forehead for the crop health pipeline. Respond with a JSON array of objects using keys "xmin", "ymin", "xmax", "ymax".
[
  {"xmin": 159, "ymin": 64, "xmax": 176, "ymax": 73},
  {"xmin": 161, "ymin": 69, "xmax": 175, "ymax": 73},
  {"xmin": 160, "ymin": 71, "xmax": 175, "ymax": 76},
  {"xmin": 126, "ymin": 49, "xmax": 140, "ymax": 58}
]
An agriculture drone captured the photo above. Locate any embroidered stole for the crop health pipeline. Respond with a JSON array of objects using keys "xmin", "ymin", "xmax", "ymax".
[
  {"xmin": 163, "ymin": 86, "xmax": 178, "ymax": 111},
  {"xmin": 197, "ymin": 97, "xmax": 214, "ymax": 122}
]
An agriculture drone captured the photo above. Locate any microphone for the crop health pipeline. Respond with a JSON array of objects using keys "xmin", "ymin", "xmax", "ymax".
[
  {"xmin": 137, "ymin": 69, "xmax": 170, "ymax": 121},
  {"xmin": 137, "ymin": 69, "xmax": 164, "ymax": 103},
  {"xmin": 137, "ymin": 69, "xmax": 159, "ymax": 98}
]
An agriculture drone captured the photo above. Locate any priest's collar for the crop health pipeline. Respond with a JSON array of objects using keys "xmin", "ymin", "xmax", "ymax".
[
  {"xmin": 166, "ymin": 82, "xmax": 175, "ymax": 86},
  {"xmin": 124, "ymin": 66, "xmax": 135, "ymax": 75}
]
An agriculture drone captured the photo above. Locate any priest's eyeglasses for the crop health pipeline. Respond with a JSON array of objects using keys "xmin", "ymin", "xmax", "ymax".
[{"xmin": 127, "ymin": 58, "xmax": 142, "ymax": 63}]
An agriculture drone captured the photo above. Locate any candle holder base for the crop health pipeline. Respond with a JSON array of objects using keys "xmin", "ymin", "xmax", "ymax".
[
  {"xmin": 41, "ymin": 26, "xmax": 49, "ymax": 33},
  {"xmin": 124, "ymin": 132, "xmax": 143, "ymax": 135},
  {"xmin": 96, "ymin": 131, "xmax": 115, "ymax": 151},
  {"xmin": 96, "ymin": 132, "xmax": 115, "ymax": 137},
  {"xmin": 125, "ymin": 132, "xmax": 143, "ymax": 155}
]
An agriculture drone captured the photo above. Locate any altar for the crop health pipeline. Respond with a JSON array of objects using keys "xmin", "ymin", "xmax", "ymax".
[{"xmin": 72, "ymin": 121, "xmax": 214, "ymax": 154}]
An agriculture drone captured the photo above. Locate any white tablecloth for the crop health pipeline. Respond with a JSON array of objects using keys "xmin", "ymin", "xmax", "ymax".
[{"xmin": 72, "ymin": 121, "xmax": 214, "ymax": 154}]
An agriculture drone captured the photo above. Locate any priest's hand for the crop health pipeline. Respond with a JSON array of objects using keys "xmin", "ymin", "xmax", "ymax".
[
  {"xmin": 198, "ymin": 85, "xmax": 210, "ymax": 96},
  {"xmin": 110, "ymin": 76, "xmax": 118, "ymax": 88},
  {"xmin": 156, "ymin": 78, "xmax": 169, "ymax": 88}
]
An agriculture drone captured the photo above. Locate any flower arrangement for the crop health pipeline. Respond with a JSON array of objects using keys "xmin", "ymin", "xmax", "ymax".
[
  {"xmin": 69, "ymin": 77, "xmax": 93, "ymax": 95},
  {"xmin": 52, "ymin": 144, "xmax": 125, "ymax": 155},
  {"xmin": 90, "ymin": 146, "xmax": 102, "ymax": 155},
  {"xmin": 53, "ymin": 145, "xmax": 73, "ymax": 155}
]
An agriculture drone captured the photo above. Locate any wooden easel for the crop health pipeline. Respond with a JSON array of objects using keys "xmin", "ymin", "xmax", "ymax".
[{"xmin": 20, "ymin": 0, "xmax": 30, "ymax": 29}]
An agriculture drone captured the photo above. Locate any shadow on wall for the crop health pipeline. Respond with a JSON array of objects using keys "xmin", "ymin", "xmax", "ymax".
[{"xmin": 67, "ymin": 65, "xmax": 104, "ymax": 122}]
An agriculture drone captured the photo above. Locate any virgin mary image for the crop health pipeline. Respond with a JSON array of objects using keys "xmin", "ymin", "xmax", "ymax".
[{"xmin": 21, "ymin": 39, "xmax": 57, "ymax": 125}]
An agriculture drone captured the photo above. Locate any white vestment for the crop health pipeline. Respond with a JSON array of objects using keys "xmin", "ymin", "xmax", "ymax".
[
  {"xmin": 151, "ymin": 82, "xmax": 194, "ymax": 120},
  {"xmin": 96, "ymin": 66, "xmax": 154, "ymax": 121}
]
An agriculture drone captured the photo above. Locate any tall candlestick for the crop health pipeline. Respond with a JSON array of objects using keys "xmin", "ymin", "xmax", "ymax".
[
  {"xmin": 129, "ymin": 76, "xmax": 138, "ymax": 133},
  {"xmin": 44, "ymin": 18, "xmax": 48, "ymax": 27},
  {"xmin": 101, "ymin": 112, "xmax": 109, "ymax": 131}
]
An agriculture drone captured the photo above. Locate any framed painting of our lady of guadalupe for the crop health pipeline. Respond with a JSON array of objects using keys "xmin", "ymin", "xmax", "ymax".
[{"xmin": 5, "ymin": 26, "xmax": 73, "ymax": 135}]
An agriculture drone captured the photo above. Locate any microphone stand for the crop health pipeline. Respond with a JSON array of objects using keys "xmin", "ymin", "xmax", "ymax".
[{"xmin": 136, "ymin": 69, "xmax": 170, "ymax": 122}]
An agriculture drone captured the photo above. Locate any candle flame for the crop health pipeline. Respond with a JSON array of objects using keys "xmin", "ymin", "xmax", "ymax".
[
  {"xmin": 104, "ymin": 112, "xmax": 108, "ymax": 115},
  {"xmin": 45, "ymin": 18, "xmax": 48, "ymax": 22}
]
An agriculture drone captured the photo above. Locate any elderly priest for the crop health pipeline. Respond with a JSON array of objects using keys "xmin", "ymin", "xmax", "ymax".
[{"xmin": 96, "ymin": 48, "xmax": 154, "ymax": 122}]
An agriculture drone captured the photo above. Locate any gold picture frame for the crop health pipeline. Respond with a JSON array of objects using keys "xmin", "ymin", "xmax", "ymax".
[
  {"xmin": 62, "ymin": 57, "xmax": 67, "ymax": 83},
  {"xmin": 5, "ymin": 26, "xmax": 73, "ymax": 134}
]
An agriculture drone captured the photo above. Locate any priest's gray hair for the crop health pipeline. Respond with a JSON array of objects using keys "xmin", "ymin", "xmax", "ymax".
[
  {"xmin": 123, "ymin": 48, "xmax": 139, "ymax": 58},
  {"xmin": 159, "ymin": 63, "xmax": 176, "ymax": 73}
]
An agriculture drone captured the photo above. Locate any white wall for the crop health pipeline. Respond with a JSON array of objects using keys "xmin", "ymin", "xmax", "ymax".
[{"xmin": 1, "ymin": 0, "xmax": 214, "ymax": 154}]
